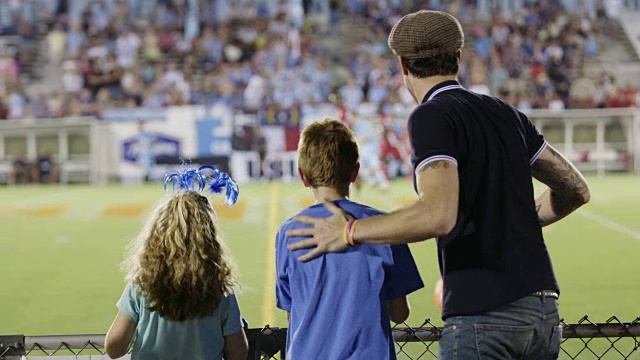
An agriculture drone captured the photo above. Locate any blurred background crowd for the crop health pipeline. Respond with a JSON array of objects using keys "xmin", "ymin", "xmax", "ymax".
[{"xmin": 0, "ymin": 0, "xmax": 639, "ymax": 122}]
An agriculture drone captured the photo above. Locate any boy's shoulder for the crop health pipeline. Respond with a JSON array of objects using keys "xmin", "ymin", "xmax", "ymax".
[
  {"xmin": 342, "ymin": 200, "xmax": 386, "ymax": 218},
  {"xmin": 276, "ymin": 200, "xmax": 385, "ymax": 242},
  {"xmin": 296, "ymin": 200, "xmax": 385, "ymax": 220}
]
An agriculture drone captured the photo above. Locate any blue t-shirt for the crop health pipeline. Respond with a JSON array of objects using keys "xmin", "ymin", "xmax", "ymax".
[
  {"xmin": 276, "ymin": 200, "xmax": 424, "ymax": 360},
  {"xmin": 117, "ymin": 282, "xmax": 243, "ymax": 360}
]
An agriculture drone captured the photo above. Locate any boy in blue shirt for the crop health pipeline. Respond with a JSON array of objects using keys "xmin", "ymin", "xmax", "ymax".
[{"xmin": 275, "ymin": 119, "xmax": 424, "ymax": 359}]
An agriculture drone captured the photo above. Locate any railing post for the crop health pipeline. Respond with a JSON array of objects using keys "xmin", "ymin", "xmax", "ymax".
[
  {"xmin": 253, "ymin": 329, "xmax": 262, "ymax": 360},
  {"xmin": 0, "ymin": 335, "xmax": 25, "ymax": 359},
  {"xmin": 245, "ymin": 327, "xmax": 261, "ymax": 360}
]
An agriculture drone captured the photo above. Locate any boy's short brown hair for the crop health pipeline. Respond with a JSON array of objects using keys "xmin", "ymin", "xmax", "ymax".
[{"xmin": 298, "ymin": 119, "xmax": 359, "ymax": 190}]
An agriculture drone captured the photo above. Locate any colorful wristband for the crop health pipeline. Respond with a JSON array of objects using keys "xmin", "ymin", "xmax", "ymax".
[
  {"xmin": 346, "ymin": 219, "xmax": 360, "ymax": 247},
  {"xmin": 343, "ymin": 221, "xmax": 351, "ymax": 246}
]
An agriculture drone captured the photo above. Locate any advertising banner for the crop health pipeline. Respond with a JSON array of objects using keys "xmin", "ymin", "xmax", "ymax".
[{"xmin": 108, "ymin": 106, "xmax": 201, "ymax": 182}]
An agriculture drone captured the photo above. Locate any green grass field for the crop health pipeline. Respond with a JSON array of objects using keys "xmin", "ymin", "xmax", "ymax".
[{"xmin": 1, "ymin": 175, "xmax": 639, "ymax": 352}]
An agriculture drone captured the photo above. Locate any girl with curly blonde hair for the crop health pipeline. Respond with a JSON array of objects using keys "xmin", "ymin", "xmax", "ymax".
[{"xmin": 105, "ymin": 167, "xmax": 247, "ymax": 360}]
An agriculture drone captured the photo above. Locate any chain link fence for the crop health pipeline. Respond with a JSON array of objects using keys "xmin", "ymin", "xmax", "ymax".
[{"xmin": 1, "ymin": 316, "xmax": 638, "ymax": 359}]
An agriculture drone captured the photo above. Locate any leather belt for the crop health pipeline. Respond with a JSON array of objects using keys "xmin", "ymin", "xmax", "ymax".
[{"xmin": 531, "ymin": 290, "xmax": 559, "ymax": 299}]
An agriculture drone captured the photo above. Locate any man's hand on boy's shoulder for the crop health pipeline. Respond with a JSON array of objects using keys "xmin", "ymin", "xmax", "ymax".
[{"xmin": 286, "ymin": 202, "xmax": 352, "ymax": 262}]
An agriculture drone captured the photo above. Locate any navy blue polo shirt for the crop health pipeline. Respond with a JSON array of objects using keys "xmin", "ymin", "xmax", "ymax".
[{"xmin": 408, "ymin": 80, "xmax": 559, "ymax": 319}]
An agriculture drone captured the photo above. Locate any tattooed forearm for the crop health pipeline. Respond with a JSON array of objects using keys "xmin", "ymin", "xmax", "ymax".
[
  {"xmin": 423, "ymin": 160, "xmax": 450, "ymax": 170},
  {"xmin": 532, "ymin": 147, "xmax": 590, "ymax": 218}
]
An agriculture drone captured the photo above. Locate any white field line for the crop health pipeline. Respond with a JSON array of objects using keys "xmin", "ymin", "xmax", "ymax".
[{"xmin": 578, "ymin": 209, "xmax": 640, "ymax": 244}]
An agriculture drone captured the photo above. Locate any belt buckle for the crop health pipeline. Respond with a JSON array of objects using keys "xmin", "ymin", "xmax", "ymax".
[{"xmin": 532, "ymin": 290, "xmax": 559, "ymax": 299}]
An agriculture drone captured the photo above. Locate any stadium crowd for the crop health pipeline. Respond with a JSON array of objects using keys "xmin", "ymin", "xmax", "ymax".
[
  {"xmin": 338, "ymin": 0, "xmax": 639, "ymax": 111},
  {"xmin": 0, "ymin": 0, "xmax": 638, "ymax": 121}
]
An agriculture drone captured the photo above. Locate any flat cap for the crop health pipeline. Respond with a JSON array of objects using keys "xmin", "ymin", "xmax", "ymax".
[{"xmin": 388, "ymin": 10, "xmax": 464, "ymax": 59}]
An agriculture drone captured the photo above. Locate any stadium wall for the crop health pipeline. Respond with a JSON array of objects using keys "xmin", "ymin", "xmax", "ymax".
[{"xmin": 0, "ymin": 107, "xmax": 637, "ymax": 185}]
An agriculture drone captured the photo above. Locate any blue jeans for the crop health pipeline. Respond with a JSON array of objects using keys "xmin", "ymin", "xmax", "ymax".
[{"xmin": 439, "ymin": 294, "xmax": 562, "ymax": 359}]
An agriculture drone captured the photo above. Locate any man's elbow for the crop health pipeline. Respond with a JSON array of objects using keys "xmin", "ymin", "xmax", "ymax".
[
  {"xmin": 580, "ymin": 186, "xmax": 591, "ymax": 205},
  {"xmin": 431, "ymin": 215, "xmax": 457, "ymax": 238},
  {"xmin": 568, "ymin": 183, "xmax": 591, "ymax": 208}
]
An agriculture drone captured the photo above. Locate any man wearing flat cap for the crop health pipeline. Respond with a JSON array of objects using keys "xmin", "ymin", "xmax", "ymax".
[{"xmin": 287, "ymin": 10, "xmax": 590, "ymax": 359}]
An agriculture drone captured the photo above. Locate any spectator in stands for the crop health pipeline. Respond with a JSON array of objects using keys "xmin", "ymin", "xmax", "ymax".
[
  {"xmin": 473, "ymin": 26, "xmax": 493, "ymax": 60},
  {"xmin": 66, "ymin": 22, "xmax": 86, "ymax": 58},
  {"xmin": 367, "ymin": 77, "xmax": 391, "ymax": 104},
  {"xmin": 570, "ymin": 72, "xmax": 598, "ymax": 108},
  {"xmin": 86, "ymin": 35, "xmax": 109, "ymax": 67},
  {"xmin": 251, "ymin": 125, "xmax": 268, "ymax": 179},
  {"xmin": 339, "ymin": 77, "xmax": 365, "ymax": 112},
  {"xmin": 490, "ymin": 64, "xmax": 510, "ymax": 94},
  {"xmin": 243, "ymin": 72, "xmax": 267, "ymax": 110},
  {"xmin": 549, "ymin": 93, "xmax": 567, "ymax": 111},
  {"xmin": 46, "ymin": 23, "xmax": 67, "ymax": 65},
  {"xmin": 9, "ymin": 152, "xmax": 31, "ymax": 185},
  {"xmin": 62, "ymin": 61, "xmax": 84, "ymax": 95},
  {"xmin": 105, "ymin": 170, "xmax": 248, "ymax": 359},
  {"xmin": 78, "ymin": 88, "xmax": 97, "ymax": 116},
  {"xmin": 32, "ymin": 152, "xmax": 59, "ymax": 184},
  {"xmin": 617, "ymin": 81, "xmax": 640, "ymax": 107},
  {"xmin": 2, "ymin": 0, "xmax": 630, "ymax": 118},
  {"xmin": 0, "ymin": 54, "xmax": 20, "ymax": 85},
  {"xmin": 467, "ymin": 74, "xmax": 492, "ymax": 95},
  {"xmin": 276, "ymin": 119, "xmax": 423, "ymax": 359},
  {"xmin": 142, "ymin": 27, "xmax": 162, "ymax": 62},
  {"xmin": 6, "ymin": 86, "xmax": 25, "ymax": 120},
  {"xmin": 115, "ymin": 26, "xmax": 141, "ymax": 69},
  {"xmin": 27, "ymin": 87, "xmax": 49, "ymax": 119},
  {"xmin": 0, "ymin": 94, "xmax": 8, "ymax": 119},
  {"xmin": 46, "ymin": 92, "xmax": 66, "ymax": 118}
]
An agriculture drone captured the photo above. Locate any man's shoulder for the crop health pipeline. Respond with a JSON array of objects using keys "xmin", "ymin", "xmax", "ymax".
[
  {"xmin": 408, "ymin": 95, "xmax": 461, "ymax": 126},
  {"xmin": 411, "ymin": 98, "xmax": 447, "ymax": 117},
  {"xmin": 475, "ymin": 92, "xmax": 518, "ymax": 111},
  {"xmin": 418, "ymin": 90, "xmax": 520, "ymax": 119}
]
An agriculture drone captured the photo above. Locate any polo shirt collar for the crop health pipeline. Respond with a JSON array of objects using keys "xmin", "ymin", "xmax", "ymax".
[{"xmin": 421, "ymin": 80, "xmax": 463, "ymax": 104}]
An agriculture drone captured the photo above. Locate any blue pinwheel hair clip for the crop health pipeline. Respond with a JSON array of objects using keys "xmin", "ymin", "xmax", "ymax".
[{"xmin": 163, "ymin": 165, "xmax": 239, "ymax": 206}]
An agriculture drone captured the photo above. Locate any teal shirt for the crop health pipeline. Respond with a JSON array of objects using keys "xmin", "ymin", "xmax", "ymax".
[{"xmin": 117, "ymin": 282, "xmax": 243, "ymax": 360}]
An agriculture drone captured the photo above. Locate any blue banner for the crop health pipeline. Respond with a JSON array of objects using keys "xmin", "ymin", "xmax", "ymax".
[
  {"xmin": 122, "ymin": 133, "xmax": 181, "ymax": 163},
  {"xmin": 197, "ymin": 118, "xmax": 232, "ymax": 156}
]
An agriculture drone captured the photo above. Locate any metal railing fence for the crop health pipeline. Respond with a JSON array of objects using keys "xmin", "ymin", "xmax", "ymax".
[{"xmin": 1, "ymin": 316, "xmax": 638, "ymax": 359}]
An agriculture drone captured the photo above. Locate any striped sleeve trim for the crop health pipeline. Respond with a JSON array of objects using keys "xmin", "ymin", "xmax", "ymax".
[
  {"xmin": 415, "ymin": 155, "xmax": 458, "ymax": 174},
  {"xmin": 530, "ymin": 140, "xmax": 548, "ymax": 165}
]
